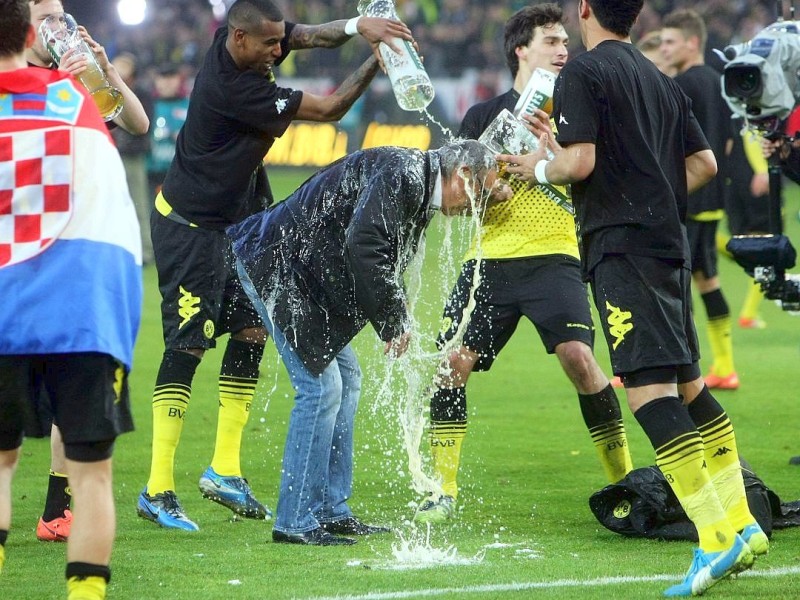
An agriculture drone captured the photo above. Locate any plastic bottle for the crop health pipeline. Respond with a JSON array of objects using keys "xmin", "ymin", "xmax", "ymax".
[{"xmin": 357, "ymin": 0, "xmax": 435, "ymax": 111}]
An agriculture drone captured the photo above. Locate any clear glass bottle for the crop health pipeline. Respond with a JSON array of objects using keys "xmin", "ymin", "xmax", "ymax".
[{"xmin": 357, "ymin": 0, "xmax": 435, "ymax": 111}]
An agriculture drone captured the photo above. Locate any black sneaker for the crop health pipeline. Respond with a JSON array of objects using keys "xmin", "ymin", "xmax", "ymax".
[
  {"xmin": 272, "ymin": 528, "xmax": 356, "ymax": 546},
  {"xmin": 321, "ymin": 516, "xmax": 391, "ymax": 535}
]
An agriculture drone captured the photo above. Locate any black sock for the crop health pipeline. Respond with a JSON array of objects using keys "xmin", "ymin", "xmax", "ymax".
[
  {"xmin": 42, "ymin": 471, "xmax": 71, "ymax": 521},
  {"xmin": 66, "ymin": 562, "xmax": 111, "ymax": 582}
]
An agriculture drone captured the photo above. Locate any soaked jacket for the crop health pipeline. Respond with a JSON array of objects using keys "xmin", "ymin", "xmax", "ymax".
[{"xmin": 227, "ymin": 147, "xmax": 439, "ymax": 376}]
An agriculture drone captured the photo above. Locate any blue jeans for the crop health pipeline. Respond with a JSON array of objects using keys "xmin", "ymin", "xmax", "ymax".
[
  {"xmin": 269, "ymin": 323, "xmax": 362, "ymax": 533},
  {"xmin": 235, "ymin": 261, "xmax": 362, "ymax": 533}
]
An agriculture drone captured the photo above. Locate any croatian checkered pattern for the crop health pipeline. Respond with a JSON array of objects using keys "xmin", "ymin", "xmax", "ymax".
[{"xmin": 0, "ymin": 127, "xmax": 73, "ymax": 267}]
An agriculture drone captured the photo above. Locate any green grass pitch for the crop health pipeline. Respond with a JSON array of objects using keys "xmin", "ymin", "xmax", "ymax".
[{"xmin": 4, "ymin": 168, "xmax": 800, "ymax": 599}]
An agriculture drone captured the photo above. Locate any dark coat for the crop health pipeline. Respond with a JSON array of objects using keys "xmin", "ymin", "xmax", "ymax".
[{"xmin": 227, "ymin": 146, "xmax": 440, "ymax": 376}]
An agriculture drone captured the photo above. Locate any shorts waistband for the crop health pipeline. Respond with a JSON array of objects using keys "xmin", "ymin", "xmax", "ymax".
[{"xmin": 155, "ymin": 192, "xmax": 198, "ymax": 228}]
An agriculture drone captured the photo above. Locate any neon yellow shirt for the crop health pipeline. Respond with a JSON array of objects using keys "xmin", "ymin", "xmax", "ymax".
[{"xmin": 465, "ymin": 176, "xmax": 578, "ymax": 260}]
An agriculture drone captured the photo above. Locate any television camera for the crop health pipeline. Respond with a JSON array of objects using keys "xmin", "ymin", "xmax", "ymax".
[{"xmin": 717, "ymin": 0, "xmax": 800, "ymax": 312}]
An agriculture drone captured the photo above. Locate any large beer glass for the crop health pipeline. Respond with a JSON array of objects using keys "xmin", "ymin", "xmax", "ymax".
[
  {"xmin": 39, "ymin": 13, "xmax": 124, "ymax": 122},
  {"xmin": 478, "ymin": 109, "xmax": 573, "ymax": 215}
]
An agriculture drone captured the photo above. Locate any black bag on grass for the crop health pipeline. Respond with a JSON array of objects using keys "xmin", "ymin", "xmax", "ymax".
[{"xmin": 588, "ymin": 462, "xmax": 800, "ymax": 541}]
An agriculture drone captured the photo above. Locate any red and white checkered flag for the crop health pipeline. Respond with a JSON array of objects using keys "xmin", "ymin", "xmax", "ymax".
[{"xmin": 0, "ymin": 127, "xmax": 73, "ymax": 267}]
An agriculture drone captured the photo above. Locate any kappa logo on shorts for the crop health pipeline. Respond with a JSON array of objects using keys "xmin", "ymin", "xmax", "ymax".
[
  {"xmin": 439, "ymin": 316, "xmax": 454, "ymax": 336},
  {"xmin": 178, "ymin": 285, "xmax": 200, "ymax": 329},
  {"xmin": 605, "ymin": 301, "xmax": 633, "ymax": 350},
  {"xmin": 113, "ymin": 364, "xmax": 124, "ymax": 403}
]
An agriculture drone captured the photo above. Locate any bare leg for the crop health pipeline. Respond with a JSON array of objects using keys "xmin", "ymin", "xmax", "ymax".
[
  {"xmin": 0, "ymin": 448, "xmax": 20, "ymax": 532},
  {"xmin": 65, "ymin": 457, "xmax": 114, "ymax": 566},
  {"xmin": 50, "ymin": 424, "xmax": 67, "ymax": 475}
]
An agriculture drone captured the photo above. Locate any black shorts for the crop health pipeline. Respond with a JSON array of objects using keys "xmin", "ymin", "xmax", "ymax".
[
  {"xmin": 151, "ymin": 212, "xmax": 262, "ymax": 350},
  {"xmin": 0, "ymin": 353, "xmax": 134, "ymax": 451},
  {"xmin": 686, "ymin": 219, "xmax": 719, "ymax": 278},
  {"xmin": 724, "ymin": 186, "xmax": 770, "ymax": 235},
  {"xmin": 436, "ymin": 256, "xmax": 594, "ymax": 371},
  {"xmin": 589, "ymin": 254, "xmax": 700, "ymax": 377}
]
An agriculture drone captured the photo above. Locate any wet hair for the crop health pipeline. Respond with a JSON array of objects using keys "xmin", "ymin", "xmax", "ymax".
[
  {"xmin": 587, "ymin": 0, "xmax": 644, "ymax": 38},
  {"xmin": 662, "ymin": 9, "xmax": 707, "ymax": 54},
  {"xmin": 504, "ymin": 3, "xmax": 564, "ymax": 78},
  {"xmin": 0, "ymin": 0, "xmax": 30, "ymax": 57},
  {"xmin": 228, "ymin": 0, "xmax": 283, "ymax": 30},
  {"xmin": 437, "ymin": 139, "xmax": 497, "ymax": 181}
]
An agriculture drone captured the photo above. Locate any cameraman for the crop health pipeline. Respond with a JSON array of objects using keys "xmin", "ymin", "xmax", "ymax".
[{"xmin": 760, "ymin": 130, "xmax": 800, "ymax": 467}]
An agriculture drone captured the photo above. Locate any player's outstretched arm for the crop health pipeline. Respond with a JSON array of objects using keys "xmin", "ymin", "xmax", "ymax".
[
  {"xmin": 295, "ymin": 55, "xmax": 380, "ymax": 122},
  {"xmin": 288, "ymin": 17, "xmax": 412, "ymax": 55}
]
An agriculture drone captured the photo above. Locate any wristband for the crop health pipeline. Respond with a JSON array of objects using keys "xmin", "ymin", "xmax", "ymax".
[
  {"xmin": 534, "ymin": 159, "xmax": 550, "ymax": 185},
  {"xmin": 533, "ymin": 158, "xmax": 550, "ymax": 183},
  {"xmin": 345, "ymin": 16, "xmax": 362, "ymax": 36}
]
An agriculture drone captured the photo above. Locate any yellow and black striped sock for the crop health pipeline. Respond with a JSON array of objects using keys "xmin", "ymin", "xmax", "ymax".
[
  {"xmin": 688, "ymin": 387, "xmax": 754, "ymax": 531},
  {"xmin": 147, "ymin": 350, "xmax": 199, "ymax": 495},
  {"xmin": 211, "ymin": 339, "xmax": 263, "ymax": 477},
  {"xmin": 579, "ymin": 385, "xmax": 633, "ymax": 483},
  {"xmin": 636, "ymin": 396, "xmax": 735, "ymax": 552},
  {"xmin": 429, "ymin": 386, "xmax": 467, "ymax": 499},
  {"xmin": 702, "ymin": 289, "xmax": 735, "ymax": 377},
  {"xmin": 66, "ymin": 563, "xmax": 110, "ymax": 600}
]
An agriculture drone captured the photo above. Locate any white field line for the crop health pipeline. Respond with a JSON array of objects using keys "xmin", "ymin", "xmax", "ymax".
[{"xmin": 300, "ymin": 566, "xmax": 800, "ymax": 600}]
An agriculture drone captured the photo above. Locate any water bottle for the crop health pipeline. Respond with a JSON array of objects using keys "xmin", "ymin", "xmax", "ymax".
[{"xmin": 357, "ymin": 0, "xmax": 435, "ymax": 111}]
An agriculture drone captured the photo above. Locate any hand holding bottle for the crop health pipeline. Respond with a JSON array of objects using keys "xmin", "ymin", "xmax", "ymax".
[{"xmin": 357, "ymin": 0, "xmax": 435, "ymax": 111}]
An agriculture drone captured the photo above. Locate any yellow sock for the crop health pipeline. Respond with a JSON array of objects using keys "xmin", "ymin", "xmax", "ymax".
[
  {"xmin": 588, "ymin": 420, "xmax": 633, "ymax": 483},
  {"xmin": 739, "ymin": 281, "xmax": 764, "ymax": 322},
  {"xmin": 147, "ymin": 384, "xmax": 190, "ymax": 494},
  {"xmin": 707, "ymin": 315, "xmax": 735, "ymax": 377},
  {"xmin": 66, "ymin": 576, "xmax": 106, "ymax": 600},
  {"xmin": 656, "ymin": 431, "xmax": 736, "ymax": 552},
  {"xmin": 0, "ymin": 544, "xmax": 5, "ymax": 575},
  {"xmin": 430, "ymin": 420, "xmax": 466, "ymax": 499},
  {"xmin": 697, "ymin": 413, "xmax": 754, "ymax": 531},
  {"xmin": 210, "ymin": 375, "xmax": 256, "ymax": 476},
  {"xmin": 716, "ymin": 231, "xmax": 732, "ymax": 258}
]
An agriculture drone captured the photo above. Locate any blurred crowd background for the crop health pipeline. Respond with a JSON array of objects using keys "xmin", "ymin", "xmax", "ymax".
[
  {"xmin": 68, "ymin": 0, "xmax": 787, "ymax": 129},
  {"xmin": 65, "ymin": 0, "xmax": 791, "ymax": 132}
]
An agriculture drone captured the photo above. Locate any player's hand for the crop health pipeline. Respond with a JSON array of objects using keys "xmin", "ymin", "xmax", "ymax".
[
  {"xmin": 357, "ymin": 17, "xmax": 416, "ymax": 70},
  {"xmin": 496, "ymin": 134, "xmax": 550, "ymax": 184},
  {"xmin": 77, "ymin": 26, "xmax": 111, "ymax": 72},
  {"xmin": 520, "ymin": 111, "xmax": 561, "ymax": 153},
  {"xmin": 751, "ymin": 172, "xmax": 769, "ymax": 197},
  {"xmin": 58, "ymin": 45, "xmax": 91, "ymax": 77},
  {"xmin": 385, "ymin": 331, "xmax": 411, "ymax": 358}
]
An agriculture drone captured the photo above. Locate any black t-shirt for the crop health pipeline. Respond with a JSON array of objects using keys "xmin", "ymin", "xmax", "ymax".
[
  {"xmin": 554, "ymin": 40, "xmax": 709, "ymax": 274},
  {"xmin": 161, "ymin": 25, "xmax": 303, "ymax": 229},
  {"xmin": 674, "ymin": 64, "xmax": 733, "ymax": 215},
  {"xmin": 457, "ymin": 89, "xmax": 517, "ymax": 138}
]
